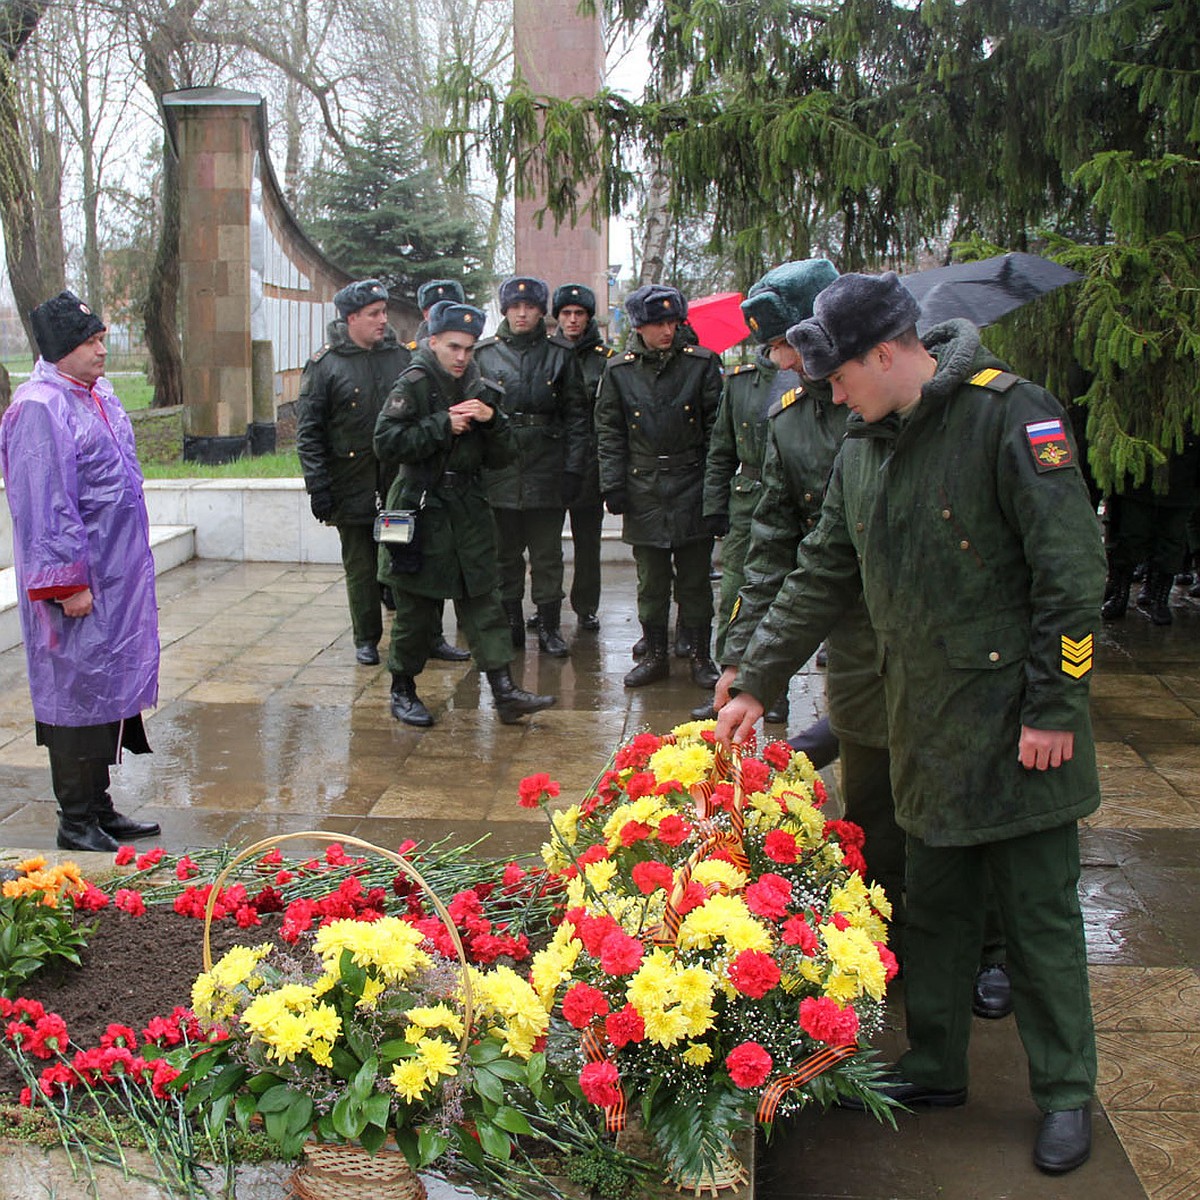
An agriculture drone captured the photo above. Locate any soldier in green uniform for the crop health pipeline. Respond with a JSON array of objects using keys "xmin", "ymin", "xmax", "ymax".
[
  {"xmin": 596, "ymin": 284, "xmax": 724, "ymax": 688},
  {"xmin": 700, "ymin": 259, "xmax": 839, "ymax": 724},
  {"xmin": 718, "ymin": 273, "xmax": 1103, "ymax": 1175},
  {"xmin": 296, "ymin": 280, "xmax": 410, "ymax": 667},
  {"xmin": 550, "ymin": 283, "xmax": 613, "ymax": 631},
  {"xmin": 374, "ymin": 301, "xmax": 555, "ymax": 727},
  {"xmin": 475, "ymin": 277, "xmax": 589, "ymax": 657}
]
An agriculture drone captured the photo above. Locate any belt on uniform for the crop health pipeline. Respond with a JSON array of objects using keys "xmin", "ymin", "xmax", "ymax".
[
  {"xmin": 631, "ymin": 451, "xmax": 702, "ymax": 472},
  {"xmin": 437, "ymin": 470, "xmax": 480, "ymax": 491},
  {"xmin": 736, "ymin": 463, "xmax": 761, "ymax": 482},
  {"xmin": 509, "ymin": 413, "xmax": 555, "ymax": 427}
]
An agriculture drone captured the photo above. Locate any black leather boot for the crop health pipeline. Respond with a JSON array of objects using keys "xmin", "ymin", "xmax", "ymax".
[
  {"xmin": 88, "ymin": 762, "xmax": 161, "ymax": 839},
  {"xmin": 764, "ymin": 693, "xmax": 790, "ymax": 725},
  {"xmin": 486, "ymin": 667, "xmax": 555, "ymax": 724},
  {"xmin": 429, "ymin": 636, "xmax": 471, "ymax": 662},
  {"xmin": 673, "ymin": 616, "xmax": 692, "ymax": 660},
  {"xmin": 686, "ymin": 626, "xmax": 720, "ymax": 689},
  {"xmin": 1101, "ymin": 558, "xmax": 1132, "ymax": 620},
  {"xmin": 631, "ymin": 633, "xmax": 648, "ymax": 660},
  {"xmin": 389, "ymin": 673, "xmax": 434, "ymax": 726},
  {"xmin": 57, "ymin": 819, "xmax": 120, "ymax": 853},
  {"xmin": 624, "ymin": 625, "xmax": 670, "ymax": 687},
  {"xmin": 1139, "ymin": 567, "xmax": 1174, "ymax": 625},
  {"xmin": 502, "ymin": 601, "xmax": 526, "ymax": 649},
  {"xmin": 536, "ymin": 602, "xmax": 569, "ymax": 657},
  {"xmin": 50, "ymin": 753, "xmax": 121, "ymax": 852},
  {"xmin": 690, "ymin": 700, "xmax": 717, "ymax": 720}
]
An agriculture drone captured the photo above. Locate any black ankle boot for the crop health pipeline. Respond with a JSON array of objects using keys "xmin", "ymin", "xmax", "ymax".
[
  {"xmin": 1140, "ymin": 567, "xmax": 1174, "ymax": 625},
  {"xmin": 486, "ymin": 667, "xmax": 555, "ymax": 724},
  {"xmin": 57, "ymin": 819, "xmax": 120, "ymax": 853},
  {"xmin": 1101, "ymin": 564, "xmax": 1132, "ymax": 620},
  {"xmin": 624, "ymin": 625, "xmax": 670, "ymax": 687},
  {"xmin": 96, "ymin": 810, "xmax": 161, "ymax": 839},
  {"xmin": 536, "ymin": 602, "xmax": 569, "ymax": 657},
  {"xmin": 673, "ymin": 617, "xmax": 692, "ymax": 660},
  {"xmin": 389, "ymin": 673, "xmax": 434, "ymax": 726},
  {"xmin": 686, "ymin": 626, "xmax": 720, "ymax": 689},
  {"xmin": 764, "ymin": 693, "xmax": 790, "ymax": 725},
  {"xmin": 502, "ymin": 601, "xmax": 526, "ymax": 649}
]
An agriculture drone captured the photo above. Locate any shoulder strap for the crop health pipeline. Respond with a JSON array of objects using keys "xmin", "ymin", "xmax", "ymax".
[
  {"xmin": 968, "ymin": 368, "xmax": 1023, "ymax": 393},
  {"xmin": 767, "ymin": 387, "xmax": 803, "ymax": 418}
]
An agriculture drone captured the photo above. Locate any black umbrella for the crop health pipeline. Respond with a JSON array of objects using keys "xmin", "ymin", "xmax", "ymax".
[{"xmin": 900, "ymin": 252, "xmax": 1083, "ymax": 334}]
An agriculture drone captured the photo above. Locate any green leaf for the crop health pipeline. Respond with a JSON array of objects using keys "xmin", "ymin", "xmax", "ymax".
[
  {"xmin": 379, "ymin": 1038, "xmax": 416, "ymax": 1064},
  {"xmin": 338, "ymin": 948, "xmax": 368, "ymax": 996},
  {"xmin": 475, "ymin": 1117, "xmax": 513, "ymax": 1161},
  {"xmin": 332, "ymin": 1093, "xmax": 366, "ymax": 1140},
  {"xmin": 481, "ymin": 1057, "xmax": 526, "ymax": 1082},
  {"xmin": 418, "ymin": 1126, "xmax": 451, "ymax": 1167},
  {"xmin": 350, "ymin": 1056, "xmax": 379, "ymax": 1103},
  {"xmin": 286, "ymin": 1095, "xmax": 315, "ymax": 1136},
  {"xmin": 211, "ymin": 1063, "xmax": 248, "ymax": 1099},
  {"xmin": 360, "ymin": 1123, "xmax": 388, "ymax": 1154},
  {"xmin": 363, "ymin": 1092, "xmax": 392, "ymax": 1128},
  {"xmin": 470, "ymin": 1068, "xmax": 505, "ymax": 1106},
  {"xmin": 491, "ymin": 1105, "xmax": 533, "ymax": 1135},
  {"xmin": 234, "ymin": 1092, "xmax": 258, "ymax": 1132},
  {"xmin": 256, "ymin": 1083, "xmax": 298, "ymax": 1114}
]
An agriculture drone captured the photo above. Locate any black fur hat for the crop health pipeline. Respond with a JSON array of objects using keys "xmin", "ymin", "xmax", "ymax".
[
  {"xmin": 418, "ymin": 279, "xmax": 465, "ymax": 310},
  {"xmin": 552, "ymin": 283, "xmax": 597, "ymax": 318},
  {"xmin": 787, "ymin": 271, "xmax": 920, "ymax": 378},
  {"xmin": 427, "ymin": 301, "xmax": 487, "ymax": 337},
  {"xmin": 498, "ymin": 276, "xmax": 549, "ymax": 313},
  {"xmin": 625, "ymin": 284, "xmax": 687, "ymax": 327},
  {"xmin": 333, "ymin": 279, "xmax": 389, "ymax": 317},
  {"xmin": 30, "ymin": 291, "xmax": 106, "ymax": 363}
]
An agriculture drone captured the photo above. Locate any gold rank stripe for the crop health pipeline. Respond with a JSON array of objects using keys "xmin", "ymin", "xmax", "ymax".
[
  {"xmin": 1061, "ymin": 633, "xmax": 1093, "ymax": 678},
  {"xmin": 970, "ymin": 368, "xmax": 1002, "ymax": 387}
]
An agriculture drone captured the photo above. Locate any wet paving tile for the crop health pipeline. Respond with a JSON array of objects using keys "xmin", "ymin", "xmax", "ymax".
[
  {"xmin": 1091, "ymin": 967, "xmax": 1200, "ymax": 1032},
  {"xmin": 1097, "ymin": 1031, "xmax": 1200, "ymax": 1112},
  {"xmin": 1103, "ymin": 1111, "xmax": 1200, "ymax": 1199}
]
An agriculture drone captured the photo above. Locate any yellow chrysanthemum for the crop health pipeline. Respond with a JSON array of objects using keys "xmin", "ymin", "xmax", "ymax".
[
  {"xmin": 309, "ymin": 1040, "xmax": 334, "ymax": 1068},
  {"xmin": 681, "ymin": 1041, "xmax": 714, "ymax": 1067},
  {"xmin": 773, "ymin": 789, "xmax": 824, "ymax": 843},
  {"xmin": 530, "ymin": 925, "xmax": 583, "ymax": 1004},
  {"xmin": 473, "ymin": 965, "xmax": 549, "ymax": 1059},
  {"xmin": 828, "ymin": 876, "xmax": 888, "ymax": 943},
  {"xmin": 745, "ymin": 791, "xmax": 784, "ymax": 823},
  {"xmin": 582, "ymin": 858, "xmax": 618, "ymax": 894},
  {"xmin": 209, "ymin": 943, "xmax": 274, "ymax": 991},
  {"xmin": 16, "ymin": 855, "xmax": 48, "ymax": 874},
  {"xmin": 540, "ymin": 840, "xmax": 571, "ymax": 872},
  {"xmin": 601, "ymin": 795, "xmax": 668, "ymax": 849},
  {"xmin": 642, "ymin": 1006, "xmax": 690, "ymax": 1047},
  {"xmin": 391, "ymin": 1058, "xmax": 431, "ymax": 1103},
  {"xmin": 676, "ymin": 894, "xmax": 771, "ymax": 954},
  {"xmin": 406, "ymin": 1004, "xmax": 465, "ymax": 1040},
  {"xmin": 821, "ymin": 922, "xmax": 887, "ymax": 1001},
  {"xmin": 314, "ymin": 917, "xmax": 429, "ymax": 983},
  {"xmin": 625, "ymin": 950, "xmax": 717, "ymax": 1047},
  {"xmin": 691, "ymin": 859, "xmax": 748, "ymax": 894},
  {"xmin": 415, "ymin": 1037, "xmax": 459, "ymax": 1081},
  {"xmin": 551, "ymin": 804, "xmax": 582, "ymax": 846},
  {"xmin": 670, "ymin": 719, "xmax": 716, "ymax": 742},
  {"xmin": 308, "ymin": 1004, "xmax": 342, "ymax": 1044},
  {"xmin": 647, "ymin": 743, "xmax": 713, "ymax": 789},
  {"xmin": 356, "ymin": 975, "xmax": 386, "ymax": 1010},
  {"xmin": 868, "ymin": 883, "xmax": 893, "ymax": 922}
]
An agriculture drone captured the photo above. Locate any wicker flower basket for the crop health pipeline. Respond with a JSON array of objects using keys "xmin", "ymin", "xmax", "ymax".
[{"xmin": 202, "ymin": 831, "xmax": 474, "ymax": 1200}]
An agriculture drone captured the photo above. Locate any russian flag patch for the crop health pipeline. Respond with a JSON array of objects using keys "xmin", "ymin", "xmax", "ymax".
[{"xmin": 1024, "ymin": 418, "xmax": 1074, "ymax": 472}]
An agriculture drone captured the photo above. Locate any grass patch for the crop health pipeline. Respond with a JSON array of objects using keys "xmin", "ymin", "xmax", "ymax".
[
  {"xmin": 141, "ymin": 451, "xmax": 302, "ymax": 479},
  {"xmin": 3, "ymin": 361, "xmax": 155, "ymax": 411}
]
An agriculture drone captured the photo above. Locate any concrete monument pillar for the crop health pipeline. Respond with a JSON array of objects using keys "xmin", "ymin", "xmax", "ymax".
[{"xmin": 512, "ymin": 0, "xmax": 609, "ymax": 322}]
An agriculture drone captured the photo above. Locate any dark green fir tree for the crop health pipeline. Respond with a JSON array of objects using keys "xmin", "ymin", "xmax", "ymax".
[{"xmin": 308, "ymin": 113, "xmax": 489, "ymax": 309}]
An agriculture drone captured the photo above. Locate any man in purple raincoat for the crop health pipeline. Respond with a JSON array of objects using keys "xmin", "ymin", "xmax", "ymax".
[{"xmin": 1, "ymin": 292, "xmax": 161, "ymax": 852}]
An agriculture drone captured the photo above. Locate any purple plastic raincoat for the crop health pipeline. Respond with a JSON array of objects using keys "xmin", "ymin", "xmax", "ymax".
[{"xmin": 1, "ymin": 358, "xmax": 159, "ymax": 727}]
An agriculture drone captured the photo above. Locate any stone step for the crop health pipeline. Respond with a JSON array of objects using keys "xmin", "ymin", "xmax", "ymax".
[{"xmin": 0, "ymin": 524, "xmax": 194, "ymax": 653}]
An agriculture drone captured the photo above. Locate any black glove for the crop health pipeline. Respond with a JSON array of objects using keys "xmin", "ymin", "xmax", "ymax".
[
  {"xmin": 309, "ymin": 490, "xmax": 334, "ymax": 522},
  {"xmin": 561, "ymin": 472, "xmax": 582, "ymax": 508},
  {"xmin": 704, "ymin": 513, "xmax": 730, "ymax": 538},
  {"xmin": 604, "ymin": 489, "xmax": 628, "ymax": 515}
]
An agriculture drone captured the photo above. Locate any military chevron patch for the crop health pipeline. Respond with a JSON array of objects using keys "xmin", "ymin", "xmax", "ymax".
[{"xmin": 1060, "ymin": 633, "xmax": 1093, "ymax": 679}]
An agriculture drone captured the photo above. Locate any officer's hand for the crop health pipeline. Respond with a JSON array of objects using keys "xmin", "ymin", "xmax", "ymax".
[
  {"xmin": 1018, "ymin": 726, "xmax": 1075, "ymax": 771},
  {"xmin": 309, "ymin": 490, "xmax": 334, "ymax": 522},
  {"xmin": 604, "ymin": 489, "xmax": 628, "ymax": 515},
  {"xmin": 704, "ymin": 513, "xmax": 730, "ymax": 539},
  {"xmin": 713, "ymin": 666, "xmax": 738, "ymax": 712},
  {"xmin": 452, "ymin": 398, "xmax": 493, "ymax": 424},
  {"xmin": 61, "ymin": 588, "xmax": 93, "ymax": 618},
  {"xmin": 715, "ymin": 693, "xmax": 764, "ymax": 749},
  {"xmin": 561, "ymin": 472, "xmax": 582, "ymax": 508}
]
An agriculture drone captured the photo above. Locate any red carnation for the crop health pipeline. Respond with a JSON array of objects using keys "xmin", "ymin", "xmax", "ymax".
[
  {"xmin": 831, "ymin": 912, "xmax": 851, "ymax": 931},
  {"xmin": 579, "ymin": 1060, "xmax": 622, "ymax": 1107},
  {"xmin": 762, "ymin": 740, "xmax": 791, "ymax": 769},
  {"xmin": 605, "ymin": 1003, "xmax": 646, "ymax": 1049},
  {"xmin": 625, "ymin": 771, "xmax": 656, "ymax": 800},
  {"xmin": 763, "ymin": 829, "xmax": 799, "ymax": 864},
  {"xmin": 745, "ymin": 873, "xmax": 793, "ymax": 920},
  {"xmin": 709, "ymin": 782, "xmax": 735, "ymax": 813},
  {"xmin": 813, "ymin": 778, "xmax": 827, "ymax": 806},
  {"xmin": 799, "ymin": 996, "xmax": 859, "ymax": 1046},
  {"xmin": 725, "ymin": 1041, "xmax": 772, "ymax": 1088},
  {"xmin": 781, "ymin": 915, "xmax": 819, "ymax": 954},
  {"xmin": 740, "ymin": 757, "xmax": 770, "ymax": 793},
  {"xmin": 502, "ymin": 862, "xmax": 526, "ymax": 890},
  {"xmin": 655, "ymin": 814, "xmax": 692, "ymax": 847},
  {"xmin": 113, "ymin": 845, "xmax": 136, "ymax": 866},
  {"xmin": 619, "ymin": 820, "xmax": 653, "ymax": 848},
  {"xmin": 114, "ymin": 888, "xmax": 146, "ymax": 916},
  {"xmin": 632, "ymin": 861, "xmax": 674, "ymax": 895},
  {"xmin": 175, "ymin": 855, "xmax": 200, "ymax": 881},
  {"xmin": 574, "ymin": 911, "xmax": 622, "ymax": 956},
  {"xmin": 576, "ymin": 843, "xmax": 610, "ymax": 869},
  {"xmin": 674, "ymin": 880, "xmax": 708, "ymax": 915},
  {"xmin": 613, "ymin": 733, "xmax": 662, "ymax": 770},
  {"xmin": 875, "ymin": 942, "xmax": 900, "ymax": 983},
  {"xmin": 728, "ymin": 950, "xmax": 781, "ymax": 998},
  {"xmin": 135, "ymin": 847, "xmax": 164, "ymax": 871},
  {"xmin": 517, "ymin": 773, "xmax": 560, "ymax": 809},
  {"xmin": 562, "ymin": 983, "xmax": 610, "ymax": 1029},
  {"xmin": 74, "ymin": 884, "xmax": 110, "ymax": 912},
  {"xmin": 599, "ymin": 931, "xmax": 644, "ymax": 976}
]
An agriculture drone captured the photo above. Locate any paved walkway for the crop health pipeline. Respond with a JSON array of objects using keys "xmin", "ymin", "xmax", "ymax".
[{"xmin": 1, "ymin": 557, "xmax": 1197, "ymax": 1199}]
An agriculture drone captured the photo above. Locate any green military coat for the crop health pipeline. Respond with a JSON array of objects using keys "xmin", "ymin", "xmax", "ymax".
[
  {"xmin": 373, "ymin": 348, "xmax": 512, "ymax": 601},
  {"xmin": 296, "ymin": 321, "xmax": 411, "ymax": 525},
  {"xmin": 595, "ymin": 330, "xmax": 723, "ymax": 547},
  {"xmin": 735, "ymin": 320, "xmax": 1105, "ymax": 845},
  {"xmin": 551, "ymin": 319, "xmax": 613, "ymax": 506},
  {"xmin": 721, "ymin": 379, "xmax": 888, "ymax": 748},
  {"xmin": 474, "ymin": 319, "xmax": 588, "ymax": 510}
]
